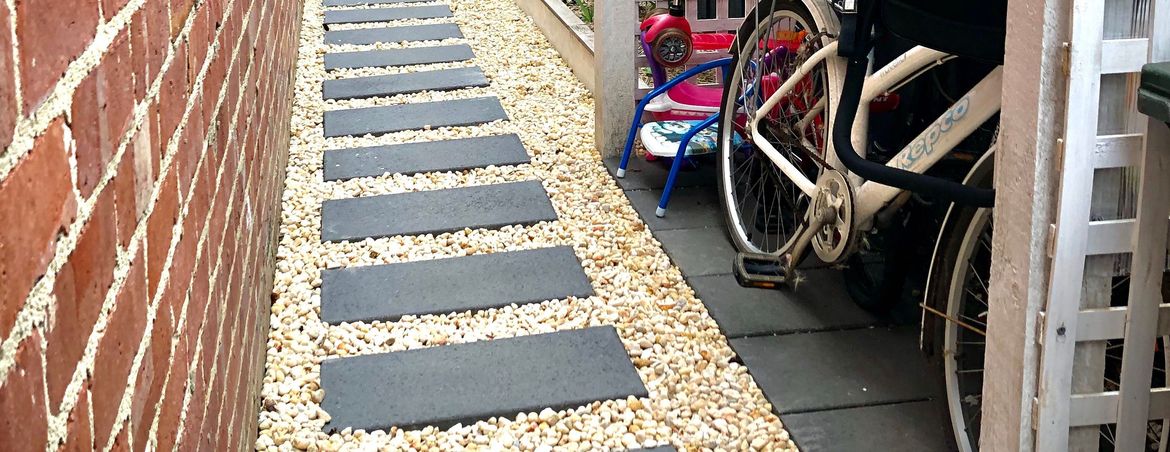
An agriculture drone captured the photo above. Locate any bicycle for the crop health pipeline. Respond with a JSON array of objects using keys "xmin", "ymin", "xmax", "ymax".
[{"xmin": 716, "ymin": 0, "xmax": 1169, "ymax": 449}]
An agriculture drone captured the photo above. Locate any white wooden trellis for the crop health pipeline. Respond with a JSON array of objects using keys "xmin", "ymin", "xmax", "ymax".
[{"xmin": 1032, "ymin": 0, "xmax": 1170, "ymax": 450}]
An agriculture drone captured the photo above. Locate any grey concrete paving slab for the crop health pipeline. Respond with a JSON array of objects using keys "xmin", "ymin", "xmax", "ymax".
[
  {"xmin": 780, "ymin": 401, "xmax": 955, "ymax": 452},
  {"xmin": 323, "ymin": 5, "xmax": 451, "ymax": 25},
  {"xmin": 653, "ymin": 227, "xmax": 737, "ymax": 277},
  {"xmin": 325, "ymin": 0, "xmax": 431, "ymax": 6},
  {"xmin": 624, "ymin": 186, "xmax": 723, "ymax": 231},
  {"xmin": 323, "ymin": 97, "xmax": 507, "ymax": 138},
  {"xmin": 323, "ymin": 134, "xmax": 529, "ymax": 181},
  {"xmin": 688, "ymin": 272, "xmax": 877, "ymax": 338},
  {"xmin": 324, "ymin": 45, "xmax": 474, "ymax": 70},
  {"xmin": 325, "ymin": 23, "xmax": 463, "ymax": 45},
  {"xmin": 603, "ymin": 156, "xmax": 716, "ymax": 191},
  {"xmin": 322, "ymin": 67, "xmax": 488, "ymax": 100},
  {"xmin": 320, "ymin": 180, "xmax": 557, "ymax": 242},
  {"xmin": 729, "ymin": 327, "xmax": 940, "ymax": 413},
  {"xmin": 320, "ymin": 326, "xmax": 648, "ymax": 432},
  {"xmin": 320, "ymin": 246, "xmax": 593, "ymax": 323}
]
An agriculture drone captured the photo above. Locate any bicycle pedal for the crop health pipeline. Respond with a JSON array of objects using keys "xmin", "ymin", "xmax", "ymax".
[{"xmin": 733, "ymin": 252, "xmax": 790, "ymax": 289}]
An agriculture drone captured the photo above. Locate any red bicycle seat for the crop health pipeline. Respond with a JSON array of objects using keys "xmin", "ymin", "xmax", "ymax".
[{"xmin": 691, "ymin": 33, "xmax": 735, "ymax": 51}]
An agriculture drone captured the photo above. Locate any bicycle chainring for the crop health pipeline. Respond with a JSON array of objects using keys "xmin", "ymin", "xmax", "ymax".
[{"xmin": 811, "ymin": 169, "xmax": 857, "ymax": 263}]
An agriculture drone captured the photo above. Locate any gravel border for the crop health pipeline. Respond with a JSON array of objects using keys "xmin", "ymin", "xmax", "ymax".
[{"xmin": 258, "ymin": 0, "xmax": 796, "ymax": 449}]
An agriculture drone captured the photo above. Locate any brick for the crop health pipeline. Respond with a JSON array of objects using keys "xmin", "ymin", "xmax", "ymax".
[
  {"xmin": 70, "ymin": 70, "xmax": 105, "ymax": 198},
  {"xmin": 113, "ymin": 152, "xmax": 137, "ymax": 247},
  {"xmin": 177, "ymin": 101, "xmax": 202, "ymax": 192},
  {"xmin": 100, "ymin": 30, "xmax": 136, "ymax": 146},
  {"xmin": 143, "ymin": 0, "xmax": 168, "ymax": 82},
  {"xmin": 91, "ymin": 253, "xmax": 147, "ymax": 449},
  {"xmin": 0, "ymin": 2, "xmax": 15, "ymax": 150},
  {"xmin": 0, "ymin": 119, "xmax": 75, "ymax": 335},
  {"xmin": 129, "ymin": 10, "xmax": 148, "ymax": 102},
  {"xmin": 48, "ymin": 187, "xmax": 117, "ymax": 406},
  {"xmin": 15, "ymin": 0, "xmax": 100, "ymax": 110},
  {"xmin": 158, "ymin": 43, "xmax": 188, "ymax": 143},
  {"xmin": 165, "ymin": 222, "xmax": 196, "ymax": 305},
  {"xmin": 146, "ymin": 172, "xmax": 178, "ymax": 297},
  {"xmin": 126, "ymin": 126, "xmax": 152, "ymax": 195},
  {"xmin": 169, "ymin": 0, "xmax": 195, "ymax": 39},
  {"xmin": 131, "ymin": 291, "xmax": 172, "ymax": 451},
  {"xmin": 101, "ymin": 0, "xmax": 129, "ymax": 20},
  {"xmin": 148, "ymin": 101, "xmax": 162, "ymax": 177},
  {"xmin": 154, "ymin": 335, "xmax": 188, "ymax": 451},
  {"xmin": 0, "ymin": 332, "xmax": 48, "ymax": 452},
  {"xmin": 62, "ymin": 382, "xmax": 93, "ymax": 452},
  {"xmin": 187, "ymin": 4, "xmax": 210, "ymax": 71}
]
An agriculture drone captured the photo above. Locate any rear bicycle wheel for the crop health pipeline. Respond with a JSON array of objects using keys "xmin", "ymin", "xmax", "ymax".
[{"xmin": 716, "ymin": 0, "xmax": 828, "ymax": 257}]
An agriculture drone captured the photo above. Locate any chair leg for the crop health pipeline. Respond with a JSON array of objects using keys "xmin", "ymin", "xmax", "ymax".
[
  {"xmin": 657, "ymin": 114, "xmax": 719, "ymax": 217},
  {"xmin": 617, "ymin": 107, "xmax": 647, "ymax": 179}
]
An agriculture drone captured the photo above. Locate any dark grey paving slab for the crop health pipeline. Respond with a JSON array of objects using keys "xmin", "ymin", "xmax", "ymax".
[
  {"xmin": 781, "ymin": 401, "xmax": 955, "ymax": 452},
  {"xmin": 653, "ymin": 227, "xmax": 736, "ymax": 277},
  {"xmin": 325, "ymin": 23, "xmax": 463, "ymax": 45},
  {"xmin": 325, "ymin": 0, "xmax": 430, "ymax": 6},
  {"xmin": 689, "ymin": 272, "xmax": 877, "ymax": 338},
  {"xmin": 323, "ymin": 5, "xmax": 451, "ymax": 25},
  {"xmin": 624, "ymin": 186, "xmax": 723, "ymax": 231},
  {"xmin": 323, "ymin": 97, "xmax": 506, "ymax": 138},
  {"xmin": 324, "ymin": 45, "xmax": 474, "ymax": 70},
  {"xmin": 324, "ymin": 134, "xmax": 529, "ymax": 181},
  {"xmin": 321, "ymin": 246, "xmax": 593, "ymax": 323},
  {"xmin": 320, "ymin": 326, "xmax": 648, "ymax": 432},
  {"xmin": 604, "ymin": 156, "xmax": 716, "ymax": 191},
  {"xmin": 729, "ymin": 327, "xmax": 940, "ymax": 413},
  {"xmin": 323, "ymin": 67, "xmax": 487, "ymax": 100},
  {"xmin": 320, "ymin": 180, "xmax": 557, "ymax": 242}
]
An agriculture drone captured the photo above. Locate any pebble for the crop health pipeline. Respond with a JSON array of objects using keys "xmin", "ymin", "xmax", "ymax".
[{"xmin": 257, "ymin": 0, "xmax": 796, "ymax": 449}]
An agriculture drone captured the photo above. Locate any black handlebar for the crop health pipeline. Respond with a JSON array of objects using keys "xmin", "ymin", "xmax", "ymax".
[{"xmin": 831, "ymin": 2, "xmax": 996, "ymax": 208}]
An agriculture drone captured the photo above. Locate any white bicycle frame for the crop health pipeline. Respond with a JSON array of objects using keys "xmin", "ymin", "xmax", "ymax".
[{"xmin": 747, "ymin": 38, "xmax": 1004, "ymax": 228}]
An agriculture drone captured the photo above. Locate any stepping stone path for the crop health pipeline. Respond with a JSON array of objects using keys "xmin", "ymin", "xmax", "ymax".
[
  {"xmin": 323, "ymin": 96, "xmax": 507, "ymax": 137},
  {"xmin": 324, "ymin": 44, "xmax": 475, "ymax": 69},
  {"xmin": 320, "ymin": 326, "xmax": 647, "ymax": 432},
  {"xmin": 323, "ymin": 134, "xmax": 530, "ymax": 180},
  {"xmin": 320, "ymin": 246, "xmax": 593, "ymax": 323},
  {"xmin": 323, "ymin": 5, "xmax": 452, "ymax": 24},
  {"xmin": 322, "ymin": 67, "xmax": 488, "ymax": 100},
  {"xmin": 324, "ymin": 0, "xmax": 430, "ymax": 6},
  {"xmin": 320, "ymin": 180, "xmax": 557, "ymax": 241},
  {"xmin": 324, "ymin": 23, "xmax": 463, "ymax": 45},
  {"xmin": 313, "ymin": 3, "xmax": 649, "ymax": 436}
]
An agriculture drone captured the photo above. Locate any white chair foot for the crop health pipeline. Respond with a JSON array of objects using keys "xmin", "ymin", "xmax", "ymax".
[
  {"xmin": 655, "ymin": 207, "xmax": 667, "ymax": 217},
  {"xmin": 616, "ymin": 168, "xmax": 626, "ymax": 178}
]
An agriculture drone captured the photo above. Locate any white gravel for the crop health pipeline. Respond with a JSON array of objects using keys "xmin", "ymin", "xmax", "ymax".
[{"xmin": 260, "ymin": 0, "xmax": 797, "ymax": 450}]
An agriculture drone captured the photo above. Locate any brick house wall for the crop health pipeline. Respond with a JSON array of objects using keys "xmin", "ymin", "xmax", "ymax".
[{"xmin": 0, "ymin": 0, "xmax": 300, "ymax": 449}]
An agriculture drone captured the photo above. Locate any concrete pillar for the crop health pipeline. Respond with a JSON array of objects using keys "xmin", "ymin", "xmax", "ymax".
[
  {"xmin": 593, "ymin": 0, "xmax": 636, "ymax": 158},
  {"xmin": 982, "ymin": 0, "xmax": 1069, "ymax": 450}
]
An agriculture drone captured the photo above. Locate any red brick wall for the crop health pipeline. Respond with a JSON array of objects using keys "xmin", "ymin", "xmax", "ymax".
[{"xmin": 0, "ymin": 0, "xmax": 299, "ymax": 449}]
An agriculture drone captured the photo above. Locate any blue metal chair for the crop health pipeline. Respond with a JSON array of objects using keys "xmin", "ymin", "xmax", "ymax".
[{"xmin": 616, "ymin": 57, "xmax": 733, "ymax": 217}]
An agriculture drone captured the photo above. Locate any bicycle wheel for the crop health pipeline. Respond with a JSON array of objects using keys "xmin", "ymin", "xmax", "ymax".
[
  {"xmin": 925, "ymin": 155, "xmax": 1170, "ymax": 451},
  {"xmin": 717, "ymin": 0, "xmax": 828, "ymax": 257}
]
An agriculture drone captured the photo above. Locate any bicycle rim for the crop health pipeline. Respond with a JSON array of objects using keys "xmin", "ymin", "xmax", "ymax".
[
  {"xmin": 942, "ymin": 211, "xmax": 1170, "ymax": 451},
  {"xmin": 718, "ymin": 4, "xmax": 827, "ymax": 256}
]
